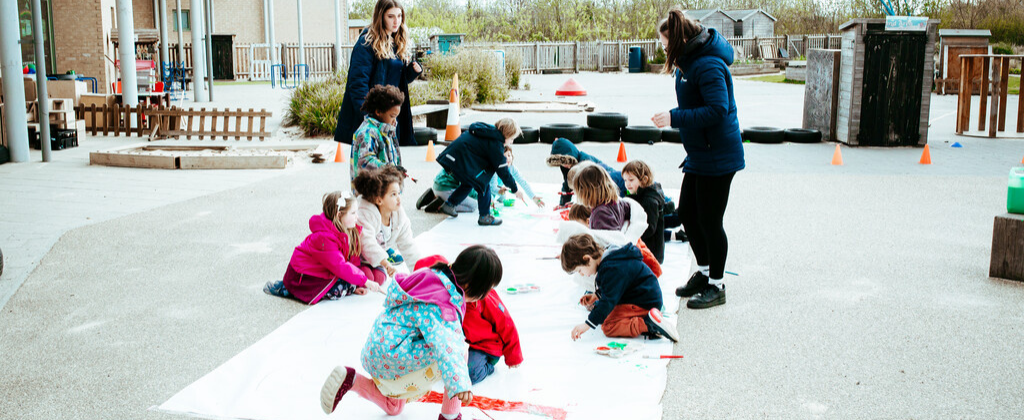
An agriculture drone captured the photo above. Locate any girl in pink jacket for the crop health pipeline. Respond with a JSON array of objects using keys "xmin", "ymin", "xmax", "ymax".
[{"xmin": 264, "ymin": 191, "xmax": 383, "ymax": 304}]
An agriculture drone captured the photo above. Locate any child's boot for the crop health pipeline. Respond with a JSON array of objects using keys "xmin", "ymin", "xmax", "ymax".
[
  {"xmin": 644, "ymin": 308, "xmax": 680, "ymax": 343},
  {"xmin": 439, "ymin": 395, "xmax": 462, "ymax": 420},
  {"xmin": 416, "ymin": 189, "xmax": 436, "ymax": 210},
  {"xmin": 320, "ymin": 366, "xmax": 355, "ymax": 414},
  {"xmin": 440, "ymin": 202, "xmax": 458, "ymax": 217},
  {"xmin": 352, "ymin": 374, "xmax": 404, "ymax": 415}
]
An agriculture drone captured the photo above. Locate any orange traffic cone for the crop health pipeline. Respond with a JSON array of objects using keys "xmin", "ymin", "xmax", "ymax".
[
  {"xmin": 1021, "ymin": 155, "xmax": 1024, "ymax": 164},
  {"xmin": 617, "ymin": 142, "xmax": 628, "ymax": 163},
  {"xmin": 444, "ymin": 74, "xmax": 461, "ymax": 141},
  {"xmin": 334, "ymin": 143, "xmax": 345, "ymax": 163},
  {"xmin": 425, "ymin": 140, "xmax": 436, "ymax": 162},
  {"xmin": 919, "ymin": 144, "xmax": 932, "ymax": 165},
  {"xmin": 831, "ymin": 144, "xmax": 843, "ymax": 166}
]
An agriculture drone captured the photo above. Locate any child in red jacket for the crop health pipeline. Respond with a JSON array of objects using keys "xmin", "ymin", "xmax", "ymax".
[{"xmin": 415, "ymin": 256, "xmax": 523, "ymax": 384}]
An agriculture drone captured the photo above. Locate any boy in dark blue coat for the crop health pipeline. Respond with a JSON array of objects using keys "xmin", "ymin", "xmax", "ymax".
[
  {"xmin": 436, "ymin": 119, "xmax": 524, "ymax": 226},
  {"xmin": 561, "ymin": 233, "xmax": 678, "ymax": 342},
  {"xmin": 546, "ymin": 138, "xmax": 627, "ymax": 207}
]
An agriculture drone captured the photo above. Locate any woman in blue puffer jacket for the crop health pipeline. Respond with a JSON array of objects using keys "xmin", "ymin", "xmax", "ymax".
[{"xmin": 651, "ymin": 8, "xmax": 744, "ymax": 310}]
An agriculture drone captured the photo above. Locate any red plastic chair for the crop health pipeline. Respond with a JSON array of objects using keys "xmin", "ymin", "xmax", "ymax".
[
  {"xmin": 154, "ymin": 81, "xmax": 164, "ymax": 93},
  {"xmin": 111, "ymin": 81, "xmax": 122, "ymax": 94}
]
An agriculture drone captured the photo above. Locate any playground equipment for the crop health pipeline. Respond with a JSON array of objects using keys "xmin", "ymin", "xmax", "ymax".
[{"xmin": 271, "ymin": 64, "xmax": 309, "ymax": 89}]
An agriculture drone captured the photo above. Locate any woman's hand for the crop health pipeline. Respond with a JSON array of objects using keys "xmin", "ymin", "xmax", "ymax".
[
  {"xmin": 651, "ymin": 111, "xmax": 671, "ymax": 128},
  {"xmin": 454, "ymin": 391, "xmax": 473, "ymax": 405},
  {"xmin": 412, "ymin": 62, "xmax": 422, "ymax": 73},
  {"xmin": 571, "ymin": 323, "xmax": 590, "ymax": 341}
]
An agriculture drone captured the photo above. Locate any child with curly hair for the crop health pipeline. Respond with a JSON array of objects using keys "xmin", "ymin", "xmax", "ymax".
[{"xmin": 351, "ymin": 85, "xmax": 406, "ymax": 180}]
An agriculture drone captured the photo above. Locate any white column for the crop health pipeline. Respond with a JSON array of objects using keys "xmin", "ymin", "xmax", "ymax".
[
  {"xmin": 158, "ymin": 0, "xmax": 169, "ymax": 75},
  {"xmin": 189, "ymin": 0, "xmax": 208, "ymax": 101},
  {"xmin": 268, "ymin": 0, "xmax": 277, "ymax": 65},
  {"xmin": 115, "ymin": 0, "xmax": 139, "ymax": 105},
  {"xmin": 204, "ymin": 0, "xmax": 214, "ymax": 99},
  {"xmin": 296, "ymin": 0, "xmax": 304, "ymax": 71},
  {"xmin": 333, "ymin": 0, "xmax": 342, "ymax": 71},
  {"xmin": 31, "ymin": 0, "xmax": 52, "ymax": 161},
  {"xmin": 0, "ymin": 0, "xmax": 29, "ymax": 162},
  {"xmin": 263, "ymin": 0, "xmax": 270, "ymax": 46},
  {"xmin": 175, "ymin": 0, "xmax": 184, "ymax": 65}
]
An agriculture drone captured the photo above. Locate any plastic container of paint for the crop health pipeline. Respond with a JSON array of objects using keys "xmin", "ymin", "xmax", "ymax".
[
  {"xmin": 506, "ymin": 287, "xmax": 518, "ymax": 295},
  {"xmin": 1009, "ymin": 168, "xmax": 1024, "ymax": 214}
]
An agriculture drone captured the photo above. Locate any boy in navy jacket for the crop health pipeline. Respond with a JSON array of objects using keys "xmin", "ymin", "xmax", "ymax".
[
  {"xmin": 436, "ymin": 119, "xmax": 524, "ymax": 226},
  {"xmin": 560, "ymin": 233, "xmax": 678, "ymax": 342}
]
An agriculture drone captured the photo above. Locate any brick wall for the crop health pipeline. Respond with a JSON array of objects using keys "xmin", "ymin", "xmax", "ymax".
[
  {"xmin": 52, "ymin": 0, "xmax": 117, "ymax": 94},
  {"xmin": 134, "ymin": 0, "xmax": 156, "ymax": 29}
]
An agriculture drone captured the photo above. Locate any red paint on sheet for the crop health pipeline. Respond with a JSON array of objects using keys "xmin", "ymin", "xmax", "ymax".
[{"xmin": 419, "ymin": 391, "xmax": 567, "ymax": 420}]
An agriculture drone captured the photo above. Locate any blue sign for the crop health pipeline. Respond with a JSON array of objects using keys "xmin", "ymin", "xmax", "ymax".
[{"xmin": 885, "ymin": 16, "xmax": 928, "ymax": 31}]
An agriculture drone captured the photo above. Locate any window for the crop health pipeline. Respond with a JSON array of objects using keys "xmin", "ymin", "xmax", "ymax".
[
  {"xmin": 172, "ymin": 10, "xmax": 190, "ymax": 31},
  {"xmin": 734, "ymin": 22, "xmax": 744, "ymax": 37}
]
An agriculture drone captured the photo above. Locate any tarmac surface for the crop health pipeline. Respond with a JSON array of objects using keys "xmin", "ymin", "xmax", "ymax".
[{"xmin": 2, "ymin": 72, "xmax": 1024, "ymax": 419}]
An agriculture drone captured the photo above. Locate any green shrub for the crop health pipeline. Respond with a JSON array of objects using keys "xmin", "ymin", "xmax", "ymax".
[
  {"xmin": 650, "ymin": 44, "xmax": 666, "ymax": 64},
  {"xmin": 284, "ymin": 71, "xmax": 347, "ymax": 137},
  {"xmin": 408, "ymin": 80, "xmax": 439, "ymax": 106},
  {"xmin": 505, "ymin": 49, "xmax": 523, "ymax": 89},
  {"xmin": 422, "ymin": 47, "xmax": 509, "ymax": 107},
  {"xmin": 993, "ymin": 44, "xmax": 1014, "ymax": 55}
]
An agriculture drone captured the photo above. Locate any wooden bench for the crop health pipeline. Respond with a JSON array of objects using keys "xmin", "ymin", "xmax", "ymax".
[
  {"xmin": 990, "ymin": 213, "xmax": 1024, "ymax": 282},
  {"xmin": 411, "ymin": 102, "xmax": 449, "ymax": 130}
]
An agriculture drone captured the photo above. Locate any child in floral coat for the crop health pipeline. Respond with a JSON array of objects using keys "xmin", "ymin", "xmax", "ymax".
[
  {"xmin": 350, "ymin": 85, "xmax": 405, "ymax": 180},
  {"xmin": 321, "ymin": 245, "xmax": 505, "ymax": 420}
]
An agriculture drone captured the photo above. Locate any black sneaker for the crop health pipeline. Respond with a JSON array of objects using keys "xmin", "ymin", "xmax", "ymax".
[
  {"xmin": 675, "ymin": 271, "xmax": 709, "ymax": 297},
  {"xmin": 644, "ymin": 308, "xmax": 679, "ymax": 343},
  {"xmin": 687, "ymin": 284, "xmax": 726, "ymax": 309},
  {"xmin": 416, "ymin": 189, "xmax": 436, "ymax": 210},
  {"xmin": 439, "ymin": 203, "xmax": 458, "ymax": 217},
  {"xmin": 675, "ymin": 228, "xmax": 688, "ymax": 242},
  {"xmin": 423, "ymin": 197, "xmax": 445, "ymax": 213},
  {"xmin": 478, "ymin": 215, "xmax": 503, "ymax": 226}
]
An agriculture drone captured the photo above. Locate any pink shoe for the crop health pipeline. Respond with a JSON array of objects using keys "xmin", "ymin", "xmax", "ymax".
[
  {"xmin": 320, "ymin": 366, "xmax": 355, "ymax": 414},
  {"xmin": 438, "ymin": 414, "xmax": 462, "ymax": 420}
]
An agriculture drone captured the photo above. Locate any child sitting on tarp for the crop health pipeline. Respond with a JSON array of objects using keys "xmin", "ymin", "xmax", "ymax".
[
  {"xmin": 421, "ymin": 145, "xmax": 543, "ymax": 213},
  {"xmin": 546, "ymin": 138, "xmax": 626, "ymax": 207},
  {"xmin": 415, "ymin": 255, "xmax": 523, "ymax": 385},
  {"xmin": 561, "ymin": 233, "xmax": 678, "ymax": 343}
]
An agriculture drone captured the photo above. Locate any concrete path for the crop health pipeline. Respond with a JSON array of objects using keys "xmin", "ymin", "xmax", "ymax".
[{"xmin": 2, "ymin": 73, "xmax": 1023, "ymax": 419}]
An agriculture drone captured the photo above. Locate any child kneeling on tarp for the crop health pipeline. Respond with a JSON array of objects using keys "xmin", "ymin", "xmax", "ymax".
[{"xmin": 561, "ymin": 233, "xmax": 678, "ymax": 343}]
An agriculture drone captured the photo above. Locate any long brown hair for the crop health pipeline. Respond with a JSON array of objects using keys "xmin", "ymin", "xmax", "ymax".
[
  {"xmin": 365, "ymin": 0, "xmax": 411, "ymax": 62},
  {"xmin": 573, "ymin": 164, "xmax": 620, "ymax": 208},
  {"xmin": 658, "ymin": 8, "xmax": 703, "ymax": 74},
  {"xmin": 323, "ymin": 191, "xmax": 361, "ymax": 258}
]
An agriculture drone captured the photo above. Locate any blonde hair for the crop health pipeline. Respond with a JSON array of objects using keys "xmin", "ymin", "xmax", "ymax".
[
  {"xmin": 566, "ymin": 161, "xmax": 598, "ymax": 191},
  {"xmin": 658, "ymin": 8, "xmax": 703, "ymax": 74},
  {"xmin": 573, "ymin": 165, "xmax": 619, "ymax": 207},
  {"xmin": 622, "ymin": 160, "xmax": 655, "ymax": 188},
  {"xmin": 494, "ymin": 118, "xmax": 522, "ymax": 141},
  {"xmin": 323, "ymin": 191, "xmax": 361, "ymax": 258},
  {"xmin": 365, "ymin": 0, "xmax": 411, "ymax": 63}
]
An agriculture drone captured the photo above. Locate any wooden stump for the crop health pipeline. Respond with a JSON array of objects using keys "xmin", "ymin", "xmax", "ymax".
[{"xmin": 990, "ymin": 213, "xmax": 1024, "ymax": 282}]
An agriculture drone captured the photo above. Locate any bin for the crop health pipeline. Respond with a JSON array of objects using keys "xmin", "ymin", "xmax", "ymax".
[
  {"xmin": 628, "ymin": 47, "xmax": 645, "ymax": 73},
  {"xmin": 1009, "ymin": 168, "xmax": 1024, "ymax": 214}
]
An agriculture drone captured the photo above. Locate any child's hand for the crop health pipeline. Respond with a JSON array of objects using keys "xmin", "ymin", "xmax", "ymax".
[
  {"xmin": 579, "ymin": 294, "xmax": 598, "ymax": 310},
  {"xmin": 652, "ymin": 111, "xmax": 671, "ymax": 128},
  {"xmin": 364, "ymin": 280, "xmax": 383, "ymax": 294},
  {"xmin": 497, "ymin": 186, "xmax": 508, "ymax": 195},
  {"xmin": 353, "ymin": 287, "xmax": 368, "ymax": 295},
  {"xmin": 380, "ymin": 260, "xmax": 397, "ymax": 277},
  {"xmin": 534, "ymin": 196, "xmax": 545, "ymax": 207},
  {"xmin": 454, "ymin": 391, "xmax": 473, "ymax": 405},
  {"xmin": 571, "ymin": 323, "xmax": 590, "ymax": 341},
  {"xmin": 508, "ymin": 363, "xmax": 521, "ymax": 369},
  {"xmin": 515, "ymin": 190, "xmax": 526, "ymax": 204}
]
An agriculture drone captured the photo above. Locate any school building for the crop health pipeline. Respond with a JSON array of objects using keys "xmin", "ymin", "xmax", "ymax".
[{"xmin": 5, "ymin": 0, "xmax": 348, "ymax": 94}]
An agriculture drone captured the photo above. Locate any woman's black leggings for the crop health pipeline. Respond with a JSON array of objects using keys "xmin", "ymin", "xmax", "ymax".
[{"xmin": 679, "ymin": 172, "xmax": 735, "ymax": 280}]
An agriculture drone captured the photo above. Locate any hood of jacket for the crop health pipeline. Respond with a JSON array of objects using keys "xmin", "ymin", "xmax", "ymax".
[
  {"xmin": 309, "ymin": 213, "xmax": 342, "ymax": 238},
  {"xmin": 677, "ymin": 27, "xmax": 734, "ymax": 71},
  {"xmin": 601, "ymin": 242, "xmax": 643, "ymax": 266},
  {"xmin": 468, "ymin": 122, "xmax": 506, "ymax": 142},
  {"xmin": 387, "ymin": 268, "xmax": 466, "ymax": 322},
  {"xmin": 550, "ymin": 138, "xmax": 582, "ymax": 160}
]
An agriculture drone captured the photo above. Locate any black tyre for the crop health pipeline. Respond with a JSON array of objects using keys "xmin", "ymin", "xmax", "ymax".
[
  {"xmin": 514, "ymin": 126, "xmax": 540, "ymax": 144},
  {"xmin": 540, "ymin": 123, "xmax": 584, "ymax": 144},
  {"xmin": 587, "ymin": 112, "xmax": 629, "ymax": 130},
  {"xmin": 622, "ymin": 126, "xmax": 662, "ymax": 144},
  {"xmin": 784, "ymin": 128, "xmax": 822, "ymax": 143},
  {"xmin": 742, "ymin": 126, "xmax": 785, "ymax": 144},
  {"xmin": 0, "ymin": 247, "xmax": 4, "ymax": 278},
  {"xmin": 583, "ymin": 127, "xmax": 619, "ymax": 143},
  {"xmin": 413, "ymin": 126, "xmax": 437, "ymax": 146},
  {"xmin": 661, "ymin": 128, "xmax": 682, "ymax": 143}
]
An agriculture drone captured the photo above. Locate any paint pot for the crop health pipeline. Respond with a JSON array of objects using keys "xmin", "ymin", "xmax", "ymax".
[
  {"xmin": 506, "ymin": 287, "xmax": 518, "ymax": 295},
  {"xmin": 607, "ymin": 342, "xmax": 627, "ymax": 350},
  {"xmin": 504, "ymin": 198, "xmax": 516, "ymax": 207},
  {"xmin": 595, "ymin": 346, "xmax": 612, "ymax": 355}
]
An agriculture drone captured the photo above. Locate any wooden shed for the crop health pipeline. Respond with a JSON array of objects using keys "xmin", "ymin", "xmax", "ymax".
[
  {"xmin": 935, "ymin": 29, "xmax": 991, "ymax": 95},
  {"xmin": 727, "ymin": 9, "xmax": 777, "ymax": 38},
  {"xmin": 835, "ymin": 18, "xmax": 939, "ymax": 147},
  {"xmin": 684, "ymin": 9, "xmax": 735, "ymax": 39}
]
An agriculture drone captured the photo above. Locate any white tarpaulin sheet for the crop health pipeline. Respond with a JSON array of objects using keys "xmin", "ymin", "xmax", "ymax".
[{"xmin": 157, "ymin": 187, "xmax": 689, "ymax": 420}]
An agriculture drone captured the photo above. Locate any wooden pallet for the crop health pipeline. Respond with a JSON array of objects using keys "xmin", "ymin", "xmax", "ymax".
[{"xmin": 148, "ymin": 107, "xmax": 272, "ymax": 141}]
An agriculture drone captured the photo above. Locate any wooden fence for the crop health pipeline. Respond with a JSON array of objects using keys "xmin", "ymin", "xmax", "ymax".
[
  {"xmin": 75, "ymin": 103, "xmax": 158, "ymax": 137},
  {"xmin": 149, "ymin": 107, "xmax": 272, "ymax": 140},
  {"xmin": 166, "ymin": 33, "xmax": 842, "ymax": 80}
]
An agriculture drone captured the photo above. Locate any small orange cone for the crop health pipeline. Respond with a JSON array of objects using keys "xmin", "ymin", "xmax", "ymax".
[
  {"xmin": 425, "ymin": 140, "xmax": 436, "ymax": 162},
  {"xmin": 617, "ymin": 142, "xmax": 628, "ymax": 163},
  {"xmin": 831, "ymin": 144, "xmax": 843, "ymax": 166},
  {"xmin": 919, "ymin": 144, "xmax": 932, "ymax": 165},
  {"xmin": 1019, "ymin": 155, "xmax": 1023, "ymax": 164},
  {"xmin": 444, "ymin": 74, "xmax": 461, "ymax": 141},
  {"xmin": 334, "ymin": 143, "xmax": 345, "ymax": 163}
]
